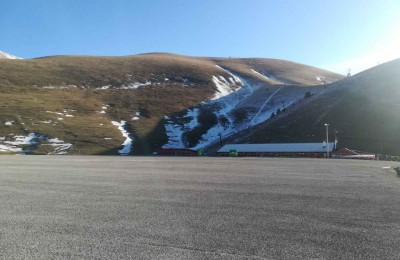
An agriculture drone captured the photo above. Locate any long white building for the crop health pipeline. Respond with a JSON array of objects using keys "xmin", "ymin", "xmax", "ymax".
[{"xmin": 217, "ymin": 142, "xmax": 335, "ymax": 157}]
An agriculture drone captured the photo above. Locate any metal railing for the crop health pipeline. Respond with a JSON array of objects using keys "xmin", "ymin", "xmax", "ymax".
[{"xmin": 377, "ymin": 154, "xmax": 400, "ymax": 162}]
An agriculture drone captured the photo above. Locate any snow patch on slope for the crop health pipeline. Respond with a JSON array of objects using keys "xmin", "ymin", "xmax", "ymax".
[
  {"xmin": 44, "ymin": 138, "xmax": 73, "ymax": 155},
  {"xmin": 46, "ymin": 109, "xmax": 76, "ymax": 119},
  {"xmin": 315, "ymin": 76, "xmax": 331, "ymax": 84},
  {"xmin": 248, "ymin": 86, "xmax": 285, "ymax": 126},
  {"xmin": 251, "ymin": 69, "xmax": 286, "ymax": 84},
  {"xmin": 0, "ymin": 51, "xmax": 22, "ymax": 60},
  {"xmin": 163, "ymin": 116, "xmax": 185, "ymax": 148},
  {"xmin": 112, "ymin": 121, "xmax": 133, "ymax": 155},
  {"xmin": 0, "ymin": 133, "xmax": 72, "ymax": 154},
  {"xmin": 122, "ymin": 81, "xmax": 152, "ymax": 89},
  {"xmin": 163, "ymin": 68, "xmax": 256, "ymax": 149},
  {"xmin": 211, "ymin": 65, "xmax": 244, "ymax": 100},
  {"xmin": 211, "ymin": 76, "xmax": 236, "ymax": 99},
  {"xmin": 163, "ymin": 108, "xmax": 200, "ymax": 148}
]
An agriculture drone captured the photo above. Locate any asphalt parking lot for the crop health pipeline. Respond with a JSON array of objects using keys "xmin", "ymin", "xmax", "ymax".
[{"xmin": 0, "ymin": 156, "xmax": 399, "ymax": 259}]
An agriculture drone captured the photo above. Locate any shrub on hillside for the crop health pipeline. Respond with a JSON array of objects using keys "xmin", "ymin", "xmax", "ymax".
[
  {"xmin": 231, "ymin": 107, "xmax": 255, "ymax": 126},
  {"xmin": 218, "ymin": 115, "xmax": 230, "ymax": 128},
  {"xmin": 183, "ymin": 108, "xmax": 217, "ymax": 147},
  {"xmin": 304, "ymin": 91, "xmax": 313, "ymax": 98}
]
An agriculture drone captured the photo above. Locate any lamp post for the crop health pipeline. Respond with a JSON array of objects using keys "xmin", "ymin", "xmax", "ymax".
[{"xmin": 324, "ymin": 123, "xmax": 329, "ymax": 158}]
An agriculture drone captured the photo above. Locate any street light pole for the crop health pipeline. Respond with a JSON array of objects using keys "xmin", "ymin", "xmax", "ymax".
[{"xmin": 325, "ymin": 123, "xmax": 329, "ymax": 158}]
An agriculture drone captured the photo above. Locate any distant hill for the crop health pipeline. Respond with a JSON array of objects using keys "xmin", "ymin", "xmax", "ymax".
[
  {"xmin": 0, "ymin": 52, "xmax": 344, "ymax": 155},
  {"xmin": 0, "ymin": 52, "xmax": 342, "ymax": 88},
  {"xmin": 210, "ymin": 57, "xmax": 340, "ymax": 85}
]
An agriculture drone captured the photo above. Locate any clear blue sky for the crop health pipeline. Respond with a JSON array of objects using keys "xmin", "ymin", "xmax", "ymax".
[{"xmin": 1, "ymin": 0, "xmax": 399, "ymax": 73}]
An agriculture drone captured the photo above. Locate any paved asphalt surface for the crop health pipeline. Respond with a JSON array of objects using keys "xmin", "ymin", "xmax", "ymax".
[{"xmin": 0, "ymin": 156, "xmax": 400, "ymax": 259}]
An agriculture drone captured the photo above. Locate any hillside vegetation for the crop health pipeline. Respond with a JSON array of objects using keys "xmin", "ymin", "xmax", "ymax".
[{"xmin": 0, "ymin": 52, "xmax": 343, "ymax": 155}]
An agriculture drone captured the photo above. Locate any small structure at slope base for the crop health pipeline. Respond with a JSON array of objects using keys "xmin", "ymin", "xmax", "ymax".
[
  {"xmin": 157, "ymin": 148, "xmax": 198, "ymax": 156},
  {"xmin": 217, "ymin": 142, "xmax": 335, "ymax": 158}
]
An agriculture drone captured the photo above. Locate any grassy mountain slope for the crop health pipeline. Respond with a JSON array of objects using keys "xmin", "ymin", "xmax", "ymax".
[
  {"xmin": 0, "ymin": 53, "xmax": 223, "ymax": 89},
  {"xmin": 211, "ymin": 57, "xmax": 343, "ymax": 85},
  {"xmin": 0, "ymin": 53, "xmax": 343, "ymax": 154}
]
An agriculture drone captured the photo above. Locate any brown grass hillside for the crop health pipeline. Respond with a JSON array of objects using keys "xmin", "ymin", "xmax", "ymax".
[
  {"xmin": 0, "ymin": 53, "xmax": 343, "ymax": 154},
  {"xmin": 211, "ymin": 57, "xmax": 343, "ymax": 85},
  {"xmin": 0, "ymin": 53, "xmax": 224, "ymax": 89}
]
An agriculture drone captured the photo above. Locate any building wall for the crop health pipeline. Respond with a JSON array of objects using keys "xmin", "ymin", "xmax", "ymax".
[
  {"xmin": 332, "ymin": 154, "xmax": 375, "ymax": 160},
  {"xmin": 217, "ymin": 152, "xmax": 328, "ymax": 158},
  {"xmin": 157, "ymin": 149, "xmax": 198, "ymax": 156}
]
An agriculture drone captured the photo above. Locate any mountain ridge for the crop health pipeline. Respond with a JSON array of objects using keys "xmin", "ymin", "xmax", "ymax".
[{"xmin": 2, "ymin": 52, "xmax": 397, "ymax": 155}]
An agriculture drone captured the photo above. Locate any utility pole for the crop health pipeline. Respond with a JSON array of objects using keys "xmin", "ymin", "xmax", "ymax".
[
  {"xmin": 325, "ymin": 123, "xmax": 329, "ymax": 158},
  {"xmin": 334, "ymin": 129, "xmax": 338, "ymax": 150}
]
